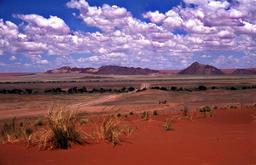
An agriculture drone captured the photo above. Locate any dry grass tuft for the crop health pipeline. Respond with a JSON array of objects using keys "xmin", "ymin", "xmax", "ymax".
[
  {"xmin": 96, "ymin": 116, "xmax": 122, "ymax": 145},
  {"xmin": 163, "ymin": 118, "xmax": 173, "ymax": 131},
  {"xmin": 39, "ymin": 105, "xmax": 84, "ymax": 149},
  {"xmin": 0, "ymin": 117, "xmax": 33, "ymax": 145},
  {"xmin": 141, "ymin": 111, "xmax": 149, "ymax": 121},
  {"xmin": 180, "ymin": 106, "xmax": 188, "ymax": 117},
  {"xmin": 96, "ymin": 116, "xmax": 134, "ymax": 145}
]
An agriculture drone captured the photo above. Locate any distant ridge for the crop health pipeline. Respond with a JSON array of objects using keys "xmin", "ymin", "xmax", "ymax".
[
  {"xmin": 46, "ymin": 65, "xmax": 159, "ymax": 75},
  {"xmin": 178, "ymin": 62, "xmax": 224, "ymax": 75},
  {"xmin": 231, "ymin": 69, "xmax": 256, "ymax": 75}
]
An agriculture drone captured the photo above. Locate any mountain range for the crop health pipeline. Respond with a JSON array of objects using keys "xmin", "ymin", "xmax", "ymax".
[
  {"xmin": 46, "ymin": 65, "xmax": 159, "ymax": 75},
  {"xmin": 46, "ymin": 62, "xmax": 256, "ymax": 75}
]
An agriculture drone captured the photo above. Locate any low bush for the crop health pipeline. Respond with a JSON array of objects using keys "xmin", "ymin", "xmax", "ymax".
[{"xmin": 197, "ymin": 85, "xmax": 207, "ymax": 91}]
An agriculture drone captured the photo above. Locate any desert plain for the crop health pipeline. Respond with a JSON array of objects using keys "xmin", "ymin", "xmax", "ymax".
[{"xmin": 0, "ymin": 73, "xmax": 255, "ymax": 165}]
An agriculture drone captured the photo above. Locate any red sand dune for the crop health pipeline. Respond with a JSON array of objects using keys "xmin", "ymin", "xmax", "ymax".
[{"xmin": 0, "ymin": 109, "xmax": 255, "ymax": 165}]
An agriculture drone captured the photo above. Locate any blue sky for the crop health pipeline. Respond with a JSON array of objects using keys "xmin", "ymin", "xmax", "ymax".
[{"xmin": 0, "ymin": 0, "xmax": 256, "ymax": 72}]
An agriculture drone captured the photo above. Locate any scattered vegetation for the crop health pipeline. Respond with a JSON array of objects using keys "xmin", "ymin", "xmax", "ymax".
[
  {"xmin": 229, "ymin": 105, "xmax": 238, "ymax": 109},
  {"xmin": 199, "ymin": 106, "xmax": 212, "ymax": 117},
  {"xmin": 1, "ymin": 83, "xmax": 256, "ymax": 95}
]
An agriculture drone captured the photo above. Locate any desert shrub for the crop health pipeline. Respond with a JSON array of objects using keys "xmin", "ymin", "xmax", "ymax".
[
  {"xmin": 163, "ymin": 119, "xmax": 173, "ymax": 131},
  {"xmin": 141, "ymin": 111, "xmax": 149, "ymax": 121},
  {"xmin": 8, "ymin": 89, "xmax": 24, "ymax": 94},
  {"xmin": 116, "ymin": 113, "xmax": 121, "ymax": 118},
  {"xmin": 96, "ymin": 116, "xmax": 123, "ymax": 145},
  {"xmin": 120, "ymin": 87, "xmax": 127, "ymax": 92},
  {"xmin": 199, "ymin": 106, "xmax": 212, "ymax": 117},
  {"xmin": 39, "ymin": 106, "xmax": 83, "ymax": 149},
  {"xmin": 170, "ymin": 86, "xmax": 177, "ymax": 91},
  {"xmin": 184, "ymin": 88, "xmax": 192, "ymax": 92},
  {"xmin": 242, "ymin": 86, "xmax": 248, "ymax": 90},
  {"xmin": 178, "ymin": 87, "xmax": 184, "ymax": 91},
  {"xmin": 197, "ymin": 85, "xmax": 207, "ymax": 91},
  {"xmin": 25, "ymin": 89, "xmax": 33, "ymax": 94},
  {"xmin": 78, "ymin": 87, "xmax": 87, "ymax": 93},
  {"xmin": 160, "ymin": 87, "xmax": 168, "ymax": 91},
  {"xmin": 129, "ymin": 112, "xmax": 134, "ymax": 115},
  {"xmin": 153, "ymin": 110, "xmax": 158, "ymax": 116},
  {"xmin": 151, "ymin": 86, "xmax": 160, "ymax": 90},
  {"xmin": 211, "ymin": 86, "xmax": 217, "ymax": 90},
  {"xmin": 229, "ymin": 86, "xmax": 237, "ymax": 90},
  {"xmin": 213, "ymin": 106, "xmax": 218, "ymax": 110},
  {"xmin": 68, "ymin": 87, "xmax": 78, "ymax": 94},
  {"xmin": 45, "ymin": 88, "xmax": 65, "ymax": 94},
  {"xmin": 127, "ymin": 87, "xmax": 135, "ymax": 92}
]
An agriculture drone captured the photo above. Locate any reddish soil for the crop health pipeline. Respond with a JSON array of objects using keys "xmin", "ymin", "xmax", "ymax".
[{"xmin": 0, "ymin": 109, "xmax": 255, "ymax": 165}]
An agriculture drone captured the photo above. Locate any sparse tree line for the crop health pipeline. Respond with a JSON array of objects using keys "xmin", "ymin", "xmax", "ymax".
[
  {"xmin": 0, "ymin": 87, "xmax": 136, "ymax": 95},
  {"xmin": 0, "ymin": 84, "xmax": 256, "ymax": 95},
  {"xmin": 151, "ymin": 85, "xmax": 256, "ymax": 92}
]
